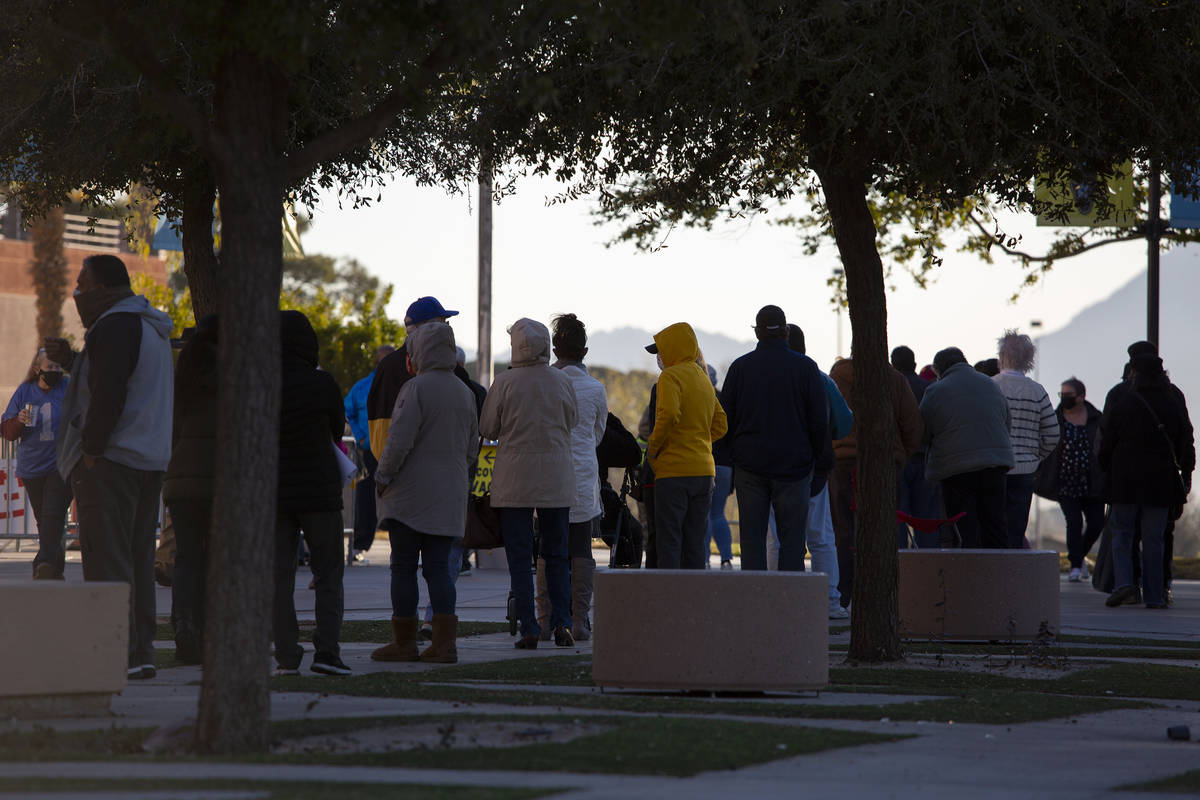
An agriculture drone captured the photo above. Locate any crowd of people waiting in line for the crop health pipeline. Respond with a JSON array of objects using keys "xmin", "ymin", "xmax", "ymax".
[{"xmin": 3, "ymin": 254, "xmax": 1194, "ymax": 677}]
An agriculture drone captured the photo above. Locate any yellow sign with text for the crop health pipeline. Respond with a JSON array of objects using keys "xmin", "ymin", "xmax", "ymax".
[{"xmin": 472, "ymin": 444, "xmax": 496, "ymax": 497}]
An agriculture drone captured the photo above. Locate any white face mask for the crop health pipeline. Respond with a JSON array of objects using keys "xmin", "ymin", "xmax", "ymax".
[{"xmin": 656, "ymin": 354, "xmax": 664, "ymax": 371}]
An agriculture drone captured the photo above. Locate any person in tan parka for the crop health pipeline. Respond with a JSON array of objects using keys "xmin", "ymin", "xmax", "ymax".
[{"xmin": 480, "ymin": 318, "xmax": 578, "ymax": 648}]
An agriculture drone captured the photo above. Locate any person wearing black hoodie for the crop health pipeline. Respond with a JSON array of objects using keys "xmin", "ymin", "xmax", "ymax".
[
  {"xmin": 273, "ymin": 310, "xmax": 350, "ymax": 675},
  {"xmin": 1100, "ymin": 351, "xmax": 1194, "ymax": 608}
]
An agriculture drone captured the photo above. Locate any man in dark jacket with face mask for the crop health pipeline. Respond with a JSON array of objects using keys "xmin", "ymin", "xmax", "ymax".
[{"xmin": 45, "ymin": 254, "xmax": 174, "ymax": 681}]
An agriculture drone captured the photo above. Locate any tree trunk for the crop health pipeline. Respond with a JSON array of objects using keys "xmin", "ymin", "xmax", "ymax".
[
  {"xmin": 28, "ymin": 206, "xmax": 67, "ymax": 341},
  {"xmin": 815, "ymin": 163, "xmax": 902, "ymax": 663},
  {"xmin": 194, "ymin": 54, "xmax": 287, "ymax": 755},
  {"xmin": 182, "ymin": 167, "xmax": 220, "ymax": 320}
]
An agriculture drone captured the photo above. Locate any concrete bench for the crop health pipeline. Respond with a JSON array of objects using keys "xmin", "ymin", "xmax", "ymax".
[
  {"xmin": 898, "ymin": 549, "xmax": 1060, "ymax": 641},
  {"xmin": 0, "ymin": 581, "xmax": 128, "ymax": 718},
  {"xmin": 592, "ymin": 570, "xmax": 828, "ymax": 691}
]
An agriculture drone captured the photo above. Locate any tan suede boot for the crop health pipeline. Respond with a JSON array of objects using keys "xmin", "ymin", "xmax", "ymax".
[
  {"xmin": 570, "ymin": 557, "xmax": 595, "ymax": 641},
  {"xmin": 371, "ymin": 616, "xmax": 419, "ymax": 661},
  {"xmin": 419, "ymin": 614, "xmax": 458, "ymax": 663}
]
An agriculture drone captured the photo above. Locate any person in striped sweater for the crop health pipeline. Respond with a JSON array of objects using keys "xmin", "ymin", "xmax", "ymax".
[{"xmin": 993, "ymin": 330, "xmax": 1060, "ymax": 549}]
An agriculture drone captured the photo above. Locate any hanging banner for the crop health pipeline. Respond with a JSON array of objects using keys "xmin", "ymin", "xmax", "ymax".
[
  {"xmin": 1035, "ymin": 162, "xmax": 1138, "ymax": 227},
  {"xmin": 0, "ymin": 464, "xmax": 37, "ymax": 536}
]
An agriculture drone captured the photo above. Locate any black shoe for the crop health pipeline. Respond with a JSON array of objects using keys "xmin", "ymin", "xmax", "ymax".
[
  {"xmin": 1146, "ymin": 602, "xmax": 1169, "ymax": 609},
  {"xmin": 515, "ymin": 635, "xmax": 539, "ymax": 649},
  {"xmin": 1106, "ymin": 585, "xmax": 1139, "ymax": 607},
  {"xmin": 419, "ymin": 624, "xmax": 433, "ymax": 642},
  {"xmin": 554, "ymin": 626, "xmax": 575, "ymax": 647},
  {"xmin": 128, "ymin": 664, "xmax": 156, "ymax": 680},
  {"xmin": 175, "ymin": 641, "xmax": 202, "ymax": 666},
  {"xmin": 310, "ymin": 654, "xmax": 351, "ymax": 676}
]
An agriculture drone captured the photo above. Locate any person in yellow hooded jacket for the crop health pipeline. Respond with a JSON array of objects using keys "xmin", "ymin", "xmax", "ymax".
[{"xmin": 646, "ymin": 322, "xmax": 728, "ymax": 569}]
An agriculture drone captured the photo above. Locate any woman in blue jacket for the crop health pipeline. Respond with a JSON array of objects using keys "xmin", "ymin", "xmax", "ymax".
[{"xmin": 1, "ymin": 349, "xmax": 71, "ymax": 579}]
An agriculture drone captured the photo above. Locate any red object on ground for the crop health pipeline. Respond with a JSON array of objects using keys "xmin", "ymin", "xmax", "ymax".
[{"xmin": 896, "ymin": 510, "xmax": 965, "ymax": 534}]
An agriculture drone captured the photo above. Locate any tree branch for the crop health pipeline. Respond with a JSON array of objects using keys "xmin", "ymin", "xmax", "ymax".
[
  {"xmin": 968, "ymin": 211, "xmax": 1145, "ymax": 264},
  {"xmin": 284, "ymin": 38, "xmax": 460, "ymax": 186},
  {"xmin": 50, "ymin": 4, "xmax": 228, "ymax": 165}
]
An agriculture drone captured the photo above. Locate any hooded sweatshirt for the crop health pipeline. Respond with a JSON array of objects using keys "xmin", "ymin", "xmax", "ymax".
[
  {"xmin": 278, "ymin": 310, "xmax": 345, "ymax": 513},
  {"xmin": 828, "ymin": 358, "xmax": 924, "ymax": 467},
  {"xmin": 553, "ymin": 359, "xmax": 608, "ymax": 523},
  {"xmin": 480, "ymin": 318, "xmax": 578, "ymax": 507},
  {"xmin": 57, "ymin": 294, "xmax": 174, "ymax": 477},
  {"xmin": 376, "ymin": 322, "xmax": 480, "ymax": 536},
  {"xmin": 646, "ymin": 322, "xmax": 727, "ymax": 480}
]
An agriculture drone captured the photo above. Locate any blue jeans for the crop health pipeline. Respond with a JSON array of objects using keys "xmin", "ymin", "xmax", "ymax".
[
  {"xmin": 705, "ymin": 465, "xmax": 734, "ymax": 563},
  {"xmin": 1110, "ymin": 503, "xmax": 1168, "ymax": 606},
  {"xmin": 735, "ymin": 468, "xmax": 811, "ymax": 571},
  {"xmin": 385, "ymin": 519, "xmax": 456, "ymax": 618},
  {"xmin": 423, "ymin": 538, "xmax": 463, "ymax": 623},
  {"xmin": 1004, "ymin": 472, "xmax": 1037, "ymax": 548},
  {"xmin": 500, "ymin": 507, "xmax": 570, "ymax": 637}
]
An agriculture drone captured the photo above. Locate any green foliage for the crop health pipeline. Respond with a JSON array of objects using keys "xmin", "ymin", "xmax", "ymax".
[
  {"xmin": 590, "ymin": 366, "xmax": 656, "ymax": 432},
  {"xmin": 131, "ymin": 262, "xmax": 192, "ymax": 339},
  {"xmin": 279, "ymin": 270, "xmax": 404, "ymax": 393}
]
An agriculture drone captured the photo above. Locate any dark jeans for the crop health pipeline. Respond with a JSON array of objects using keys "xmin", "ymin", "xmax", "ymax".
[
  {"xmin": 568, "ymin": 519, "xmax": 596, "ymax": 562},
  {"xmin": 1061, "ymin": 496, "xmax": 1105, "ymax": 568},
  {"xmin": 167, "ymin": 498, "xmax": 211, "ymax": 653},
  {"xmin": 734, "ymin": 468, "xmax": 811, "ymax": 571},
  {"xmin": 642, "ymin": 486, "xmax": 657, "ymax": 569},
  {"xmin": 500, "ymin": 507, "xmax": 570, "ymax": 637},
  {"xmin": 352, "ymin": 449, "xmax": 378, "ymax": 552},
  {"xmin": 274, "ymin": 509, "xmax": 345, "ymax": 668},
  {"xmin": 940, "ymin": 466, "xmax": 1008, "ymax": 549},
  {"xmin": 654, "ymin": 476, "xmax": 714, "ymax": 569},
  {"xmin": 1111, "ymin": 503, "xmax": 1168, "ymax": 606},
  {"xmin": 384, "ymin": 519, "xmax": 455, "ymax": 617},
  {"xmin": 25, "ymin": 471, "xmax": 72, "ymax": 578},
  {"xmin": 72, "ymin": 458, "xmax": 162, "ymax": 668},
  {"xmin": 897, "ymin": 456, "xmax": 941, "ymax": 549},
  {"xmin": 1004, "ymin": 472, "xmax": 1037, "ymax": 548},
  {"xmin": 828, "ymin": 459, "xmax": 856, "ymax": 607}
]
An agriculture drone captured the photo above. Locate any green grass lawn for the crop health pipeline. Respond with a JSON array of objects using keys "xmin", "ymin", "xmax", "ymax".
[
  {"xmin": 1122, "ymin": 769, "xmax": 1200, "ymax": 794},
  {"xmin": 0, "ymin": 714, "xmax": 900, "ymax": 777},
  {"xmin": 0, "ymin": 777, "xmax": 558, "ymax": 799}
]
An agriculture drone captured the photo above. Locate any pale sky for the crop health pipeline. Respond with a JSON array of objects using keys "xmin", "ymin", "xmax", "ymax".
[{"xmin": 300, "ymin": 173, "xmax": 1150, "ymax": 374}]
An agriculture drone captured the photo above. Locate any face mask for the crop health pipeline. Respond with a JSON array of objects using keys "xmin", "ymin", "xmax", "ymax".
[
  {"xmin": 40, "ymin": 371, "xmax": 63, "ymax": 389},
  {"xmin": 74, "ymin": 286, "xmax": 132, "ymax": 328},
  {"xmin": 1061, "ymin": 396, "xmax": 1077, "ymax": 410}
]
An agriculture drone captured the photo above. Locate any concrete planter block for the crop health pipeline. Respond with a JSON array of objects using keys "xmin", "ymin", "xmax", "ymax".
[
  {"xmin": 0, "ymin": 581, "xmax": 128, "ymax": 714},
  {"xmin": 593, "ymin": 570, "xmax": 828, "ymax": 691},
  {"xmin": 898, "ymin": 549, "xmax": 1060, "ymax": 640}
]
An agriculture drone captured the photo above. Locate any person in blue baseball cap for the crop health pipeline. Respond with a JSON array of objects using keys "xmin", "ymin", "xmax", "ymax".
[{"xmin": 366, "ymin": 297, "xmax": 463, "ymax": 456}]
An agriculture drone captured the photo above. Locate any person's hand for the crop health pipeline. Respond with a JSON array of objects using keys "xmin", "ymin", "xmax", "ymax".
[
  {"xmin": 16, "ymin": 407, "xmax": 30, "ymax": 425},
  {"xmin": 43, "ymin": 337, "xmax": 72, "ymax": 367}
]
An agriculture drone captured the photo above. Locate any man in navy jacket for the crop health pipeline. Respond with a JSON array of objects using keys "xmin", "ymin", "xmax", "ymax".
[{"xmin": 721, "ymin": 306, "xmax": 828, "ymax": 571}]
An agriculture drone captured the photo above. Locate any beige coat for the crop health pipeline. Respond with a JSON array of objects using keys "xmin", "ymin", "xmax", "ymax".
[
  {"xmin": 375, "ymin": 322, "xmax": 480, "ymax": 537},
  {"xmin": 480, "ymin": 319, "xmax": 578, "ymax": 508}
]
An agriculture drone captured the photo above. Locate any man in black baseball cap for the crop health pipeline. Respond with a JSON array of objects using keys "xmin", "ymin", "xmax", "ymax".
[{"xmin": 720, "ymin": 305, "xmax": 828, "ymax": 571}]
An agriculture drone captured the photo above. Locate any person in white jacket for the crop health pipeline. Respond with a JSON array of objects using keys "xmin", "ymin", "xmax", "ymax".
[{"xmin": 537, "ymin": 314, "xmax": 608, "ymax": 641}]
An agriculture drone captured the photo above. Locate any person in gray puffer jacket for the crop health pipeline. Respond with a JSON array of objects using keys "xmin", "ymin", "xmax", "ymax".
[
  {"xmin": 371, "ymin": 322, "xmax": 479, "ymax": 664},
  {"xmin": 919, "ymin": 347, "xmax": 1014, "ymax": 549}
]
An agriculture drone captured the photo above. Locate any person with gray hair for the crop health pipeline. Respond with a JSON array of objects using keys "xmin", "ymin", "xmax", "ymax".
[
  {"xmin": 919, "ymin": 347, "xmax": 1014, "ymax": 548},
  {"xmin": 993, "ymin": 330, "xmax": 1059, "ymax": 548}
]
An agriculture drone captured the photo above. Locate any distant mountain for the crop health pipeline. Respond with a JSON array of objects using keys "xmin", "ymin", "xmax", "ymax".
[
  {"xmin": 1037, "ymin": 245, "xmax": 1200, "ymax": 411},
  {"xmin": 558, "ymin": 325, "xmax": 757, "ymax": 376}
]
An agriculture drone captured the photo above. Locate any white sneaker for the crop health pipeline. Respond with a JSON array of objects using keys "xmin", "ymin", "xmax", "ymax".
[
  {"xmin": 1080, "ymin": 562, "xmax": 1090, "ymax": 581},
  {"xmin": 828, "ymin": 605, "xmax": 849, "ymax": 620},
  {"xmin": 1068, "ymin": 567, "xmax": 1081, "ymax": 582}
]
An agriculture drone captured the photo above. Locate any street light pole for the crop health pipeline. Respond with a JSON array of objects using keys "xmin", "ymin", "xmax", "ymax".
[{"xmin": 477, "ymin": 161, "xmax": 494, "ymax": 389}]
